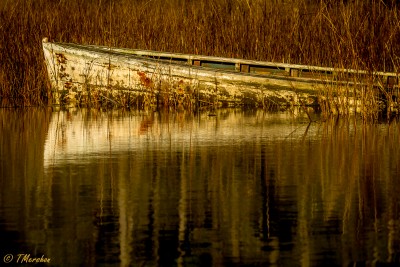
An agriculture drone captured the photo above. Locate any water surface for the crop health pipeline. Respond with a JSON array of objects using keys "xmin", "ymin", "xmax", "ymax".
[{"xmin": 1, "ymin": 108, "xmax": 399, "ymax": 266}]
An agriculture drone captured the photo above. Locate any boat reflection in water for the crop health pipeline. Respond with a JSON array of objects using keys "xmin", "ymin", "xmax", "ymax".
[{"xmin": 1, "ymin": 108, "xmax": 400, "ymax": 266}]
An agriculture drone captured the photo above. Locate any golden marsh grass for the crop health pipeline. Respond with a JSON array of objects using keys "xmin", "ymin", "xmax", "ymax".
[{"xmin": 0, "ymin": 0, "xmax": 399, "ymax": 113}]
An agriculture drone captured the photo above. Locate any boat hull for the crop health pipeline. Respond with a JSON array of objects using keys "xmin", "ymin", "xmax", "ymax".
[{"xmin": 42, "ymin": 39, "xmax": 398, "ymax": 110}]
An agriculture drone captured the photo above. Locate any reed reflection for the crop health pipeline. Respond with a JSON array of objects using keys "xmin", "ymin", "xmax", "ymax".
[{"xmin": 1, "ymin": 108, "xmax": 399, "ymax": 266}]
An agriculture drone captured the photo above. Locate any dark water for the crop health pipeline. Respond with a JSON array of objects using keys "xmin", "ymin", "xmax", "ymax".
[{"xmin": 1, "ymin": 108, "xmax": 400, "ymax": 266}]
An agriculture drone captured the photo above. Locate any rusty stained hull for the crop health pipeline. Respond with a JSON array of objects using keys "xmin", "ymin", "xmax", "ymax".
[{"xmin": 41, "ymin": 40, "xmax": 348, "ymax": 108}]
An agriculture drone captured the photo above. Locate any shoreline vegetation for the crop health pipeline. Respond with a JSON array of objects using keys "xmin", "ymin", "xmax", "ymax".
[{"xmin": 1, "ymin": 0, "xmax": 400, "ymax": 117}]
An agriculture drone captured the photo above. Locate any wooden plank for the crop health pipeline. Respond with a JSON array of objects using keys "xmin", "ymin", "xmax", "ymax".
[
  {"xmin": 240, "ymin": 64, "xmax": 250, "ymax": 73},
  {"xmin": 290, "ymin": 69, "xmax": 299, "ymax": 77},
  {"xmin": 235, "ymin": 63, "xmax": 240, "ymax": 71},
  {"xmin": 387, "ymin": 76, "xmax": 398, "ymax": 88}
]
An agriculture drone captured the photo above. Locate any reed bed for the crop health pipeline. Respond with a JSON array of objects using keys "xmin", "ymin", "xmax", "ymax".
[{"xmin": 0, "ymin": 0, "xmax": 400, "ymax": 114}]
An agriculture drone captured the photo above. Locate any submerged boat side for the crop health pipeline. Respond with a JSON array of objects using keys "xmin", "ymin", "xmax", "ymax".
[{"xmin": 42, "ymin": 38, "xmax": 399, "ymax": 110}]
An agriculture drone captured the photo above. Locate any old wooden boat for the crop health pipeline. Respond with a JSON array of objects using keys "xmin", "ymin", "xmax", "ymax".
[{"xmin": 42, "ymin": 38, "xmax": 399, "ymax": 110}]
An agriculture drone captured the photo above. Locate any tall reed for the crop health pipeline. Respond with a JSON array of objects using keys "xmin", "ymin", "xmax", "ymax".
[{"xmin": 0, "ymin": 0, "xmax": 399, "ymax": 108}]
